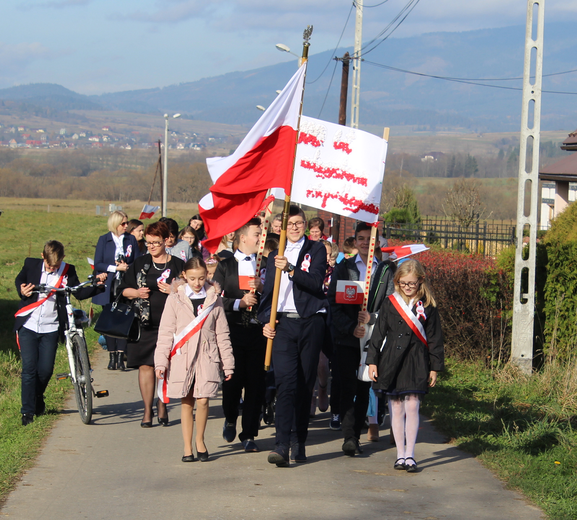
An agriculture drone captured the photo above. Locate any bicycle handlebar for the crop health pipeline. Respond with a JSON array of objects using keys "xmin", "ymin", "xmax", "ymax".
[{"xmin": 32, "ymin": 275, "xmax": 99, "ymax": 295}]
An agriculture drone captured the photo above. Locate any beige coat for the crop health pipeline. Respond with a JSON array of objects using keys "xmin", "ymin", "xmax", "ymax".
[{"xmin": 155, "ymin": 282, "xmax": 234, "ymax": 399}]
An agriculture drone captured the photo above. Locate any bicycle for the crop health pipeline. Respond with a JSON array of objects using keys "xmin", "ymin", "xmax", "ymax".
[{"xmin": 32, "ymin": 275, "xmax": 109, "ymax": 424}]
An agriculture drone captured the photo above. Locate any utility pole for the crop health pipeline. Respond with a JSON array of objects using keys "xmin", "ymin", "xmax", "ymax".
[
  {"xmin": 511, "ymin": 0, "xmax": 545, "ymax": 374},
  {"xmin": 350, "ymin": 0, "xmax": 363, "ymax": 129},
  {"xmin": 331, "ymin": 51, "xmax": 351, "ymax": 245}
]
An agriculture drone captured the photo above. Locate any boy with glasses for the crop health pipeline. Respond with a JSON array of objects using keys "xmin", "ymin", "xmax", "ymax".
[{"xmin": 259, "ymin": 206, "xmax": 329, "ymax": 466}]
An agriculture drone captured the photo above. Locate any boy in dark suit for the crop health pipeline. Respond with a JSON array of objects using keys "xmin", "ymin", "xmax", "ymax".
[
  {"xmin": 14, "ymin": 241, "xmax": 105, "ymax": 426},
  {"xmin": 212, "ymin": 217, "xmax": 266, "ymax": 452},
  {"xmin": 259, "ymin": 206, "xmax": 329, "ymax": 466}
]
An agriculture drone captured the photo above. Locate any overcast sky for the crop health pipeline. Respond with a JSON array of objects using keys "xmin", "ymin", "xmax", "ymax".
[{"xmin": 2, "ymin": 0, "xmax": 576, "ymax": 95}]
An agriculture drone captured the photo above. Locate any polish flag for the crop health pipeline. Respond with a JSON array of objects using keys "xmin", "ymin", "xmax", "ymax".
[
  {"xmin": 199, "ymin": 62, "xmax": 307, "ymax": 253},
  {"xmin": 140, "ymin": 205, "xmax": 160, "ymax": 220},
  {"xmin": 382, "ymin": 244, "xmax": 429, "ymax": 262},
  {"xmin": 238, "ymin": 258, "xmax": 256, "ymax": 290},
  {"xmin": 87, "ymin": 257, "xmax": 95, "ymax": 270},
  {"xmin": 335, "ymin": 280, "xmax": 364, "ymax": 305}
]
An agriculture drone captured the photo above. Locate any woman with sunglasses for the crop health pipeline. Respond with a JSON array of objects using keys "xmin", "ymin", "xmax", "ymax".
[
  {"xmin": 120, "ymin": 221, "xmax": 184, "ymax": 428},
  {"xmin": 93, "ymin": 210, "xmax": 141, "ymax": 371}
]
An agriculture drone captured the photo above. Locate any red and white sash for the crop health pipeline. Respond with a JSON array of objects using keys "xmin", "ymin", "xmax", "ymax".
[
  {"xmin": 157, "ymin": 301, "xmax": 216, "ymax": 403},
  {"xmin": 14, "ymin": 263, "xmax": 69, "ymax": 318},
  {"xmin": 388, "ymin": 292, "xmax": 428, "ymax": 349}
]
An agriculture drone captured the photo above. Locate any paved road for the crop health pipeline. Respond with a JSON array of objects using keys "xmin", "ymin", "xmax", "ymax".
[{"xmin": 2, "ymin": 349, "xmax": 544, "ymax": 520}]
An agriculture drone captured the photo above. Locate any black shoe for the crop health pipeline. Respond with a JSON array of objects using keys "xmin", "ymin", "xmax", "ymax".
[
  {"xmin": 394, "ymin": 458, "xmax": 406, "ymax": 470},
  {"xmin": 241, "ymin": 439, "xmax": 259, "ymax": 452},
  {"xmin": 342, "ymin": 437, "xmax": 362, "ymax": 457},
  {"xmin": 21, "ymin": 414, "xmax": 34, "ymax": 426},
  {"xmin": 116, "ymin": 351, "xmax": 125, "ymax": 371},
  {"xmin": 35, "ymin": 397, "xmax": 46, "ymax": 416},
  {"xmin": 156, "ymin": 400, "xmax": 169, "ymax": 426},
  {"xmin": 268, "ymin": 444, "xmax": 289, "ymax": 467},
  {"xmin": 107, "ymin": 352, "xmax": 117, "ymax": 370},
  {"xmin": 197, "ymin": 450, "xmax": 209, "ymax": 462},
  {"xmin": 405, "ymin": 457, "xmax": 418, "ymax": 472},
  {"xmin": 182, "ymin": 454, "xmax": 196, "ymax": 462},
  {"xmin": 223, "ymin": 420, "xmax": 236, "ymax": 443},
  {"xmin": 290, "ymin": 443, "xmax": 307, "ymax": 463}
]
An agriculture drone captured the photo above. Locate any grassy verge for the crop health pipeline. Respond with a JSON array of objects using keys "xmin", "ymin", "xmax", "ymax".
[
  {"xmin": 0, "ymin": 209, "xmax": 110, "ymax": 502},
  {"xmin": 423, "ymin": 358, "xmax": 577, "ymax": 520}
]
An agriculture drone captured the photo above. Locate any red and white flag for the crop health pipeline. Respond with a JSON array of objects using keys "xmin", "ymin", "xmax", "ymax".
[
  {"xmin": 87, "ymin": 257, "xmax": 94, "ymax": 270},
  {"xmin": 199, "ymin": 62, "xmax": 307, "ymax": 253},
  {"xmin": 238, "ymin": 258, "xmax": 256, "ymax": 291},
  {"xmin": 139, "ymin": 205, "xmax": 160, "ymax": 220},
  {"xmin": 335, "ymin": 280, "xmax": 364, "ymax": 305},
  {"xmin": 382, "ymin": 244, "xmax": 429, "ymax": 262}
]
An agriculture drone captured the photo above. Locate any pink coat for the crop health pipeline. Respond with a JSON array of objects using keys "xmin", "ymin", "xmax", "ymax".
[{"xmin": 155, "ymin": 282, "xmax": 234, "ymax": 399}]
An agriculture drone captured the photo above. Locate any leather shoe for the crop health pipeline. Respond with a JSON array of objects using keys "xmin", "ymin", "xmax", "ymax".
[
  {"xmin": 342, "ymin": 437, "xmax": 362, "ymax": 457},
  {"xmin": 197, "ymin": 450, "xmax": 209, "ymax": 462},
  {"xmin": 182, "ymin": 454, "xmax": 196, "ymax": 462},
  {"xmin": 21, "ymin": 414, "xmax": 34, "ymax": 426},
  {"xmin": 222, "ymin": 420, "xmax": 236, "ymax": 443},
  {"xmin": 405, "ymin": 457, "xmax": 418, "ymax": 472},
  {"xmin": 242, "ymin": 439, "xmax": 259, "ymax": 452},
  {"xmin": 267, "ymin": 445, "xmax": 289, "ymax": 467}
]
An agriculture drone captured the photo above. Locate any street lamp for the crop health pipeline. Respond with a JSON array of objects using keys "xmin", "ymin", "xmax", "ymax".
[
  {"xmin": 256, "ymin": 105, "xmax": 266, "ymax": 112},
  {"xmin": 162, "ymin": 113, "xmax": 181, "ymax": 217},
  {"xmin": 275, "ymin": 43, "xmax": 302, "ymax": 67}
]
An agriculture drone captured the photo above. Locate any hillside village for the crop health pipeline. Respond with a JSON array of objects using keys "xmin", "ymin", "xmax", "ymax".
[{"xmin": 0, "ymin": 123, "xmax": 218, "ymax": 151}]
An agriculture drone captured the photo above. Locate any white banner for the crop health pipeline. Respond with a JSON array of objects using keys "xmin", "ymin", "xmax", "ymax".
[{"xmin": 290, "ymin": 116, "xmax": 388, "ymax": 224}]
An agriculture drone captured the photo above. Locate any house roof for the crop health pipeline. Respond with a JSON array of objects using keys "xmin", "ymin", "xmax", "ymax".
[
  {"xmin": 561, "ymin": 129, "xmax": 577, "ymax": 151},
  {"xmin": 539, "ymin": 152, "xmax": 577, "ymax": 181}
]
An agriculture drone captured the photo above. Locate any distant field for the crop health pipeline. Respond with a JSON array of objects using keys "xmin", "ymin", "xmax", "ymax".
[{"xmin": 0, "ymin": 197, "xmax": 199, "ymax": 225}]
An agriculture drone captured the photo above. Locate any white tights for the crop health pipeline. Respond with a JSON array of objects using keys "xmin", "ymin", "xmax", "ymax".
[{"xmin": 388, "ymin": 394, "xmax": 420, "ymax": 463}]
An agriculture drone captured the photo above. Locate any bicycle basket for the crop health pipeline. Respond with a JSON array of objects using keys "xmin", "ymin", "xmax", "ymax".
[{"xmin": 73, "ymin": 309, "xmax": 90, "ymax": 329}]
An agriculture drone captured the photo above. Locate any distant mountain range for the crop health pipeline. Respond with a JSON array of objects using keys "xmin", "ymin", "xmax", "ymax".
[{"xmin": 1, "ymin": 23, "xmax": 576, "ymax": 133}]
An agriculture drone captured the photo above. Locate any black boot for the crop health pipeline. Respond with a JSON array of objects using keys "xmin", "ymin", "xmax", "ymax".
[
  {"xmin": 108, "ymin": 352, "xmax": 117, "ymax": 370},
  {"xmin": 116, "ymin": 351, "xmax": 126, "ymax": 371}
]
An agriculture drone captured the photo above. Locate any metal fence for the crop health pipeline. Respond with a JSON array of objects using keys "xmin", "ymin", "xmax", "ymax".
[{"xmin": 383, "ymin": 218, "xmax": 516, "ymax": 257}]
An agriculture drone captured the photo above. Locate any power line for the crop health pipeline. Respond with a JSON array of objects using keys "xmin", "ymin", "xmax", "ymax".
[
  {"xmin": 357, "ymin": 0, "xmax": 390, "ymax": 7},
  {"xmin": 362, "ymin": 59, "xmax": 577, "ymax": 94},
  {"xmin": 354, "ymin": 0, "xmax": 421, "ymax": 58},
  {"xmin": 317, "ymin": 59, "xmax": 339, "ymax": 118},
  {"xmin": 308, "ymin": 3, "xmax": 354, "ymax": 84}
]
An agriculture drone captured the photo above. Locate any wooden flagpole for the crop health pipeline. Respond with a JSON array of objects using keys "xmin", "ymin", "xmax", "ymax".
[
  {"xmin": 248, "ymin": 194, "xmax": 274, "ymax": 312},
  {"xmin": 359, "ymin": 127, "xmax": 389, "ymax": 341},
  {"xmin": 264, "ymin": 26, "xmax": 313, "ymax": 370}
]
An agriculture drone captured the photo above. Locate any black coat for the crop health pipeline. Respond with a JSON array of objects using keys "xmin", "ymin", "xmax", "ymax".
[
  {"xmin": 365, "ymin": 296, "xmax": 444, "ymax": 394},
  {"xmin": 327, "ymin": 257, "xmax": 396, "ymax": 349},
  {"xmin": 14, "ymin": 258, "xmax": 104, "ymax": 343},
  {"xmin": 258, "ymin": 239, "xmax": 329, "ymax": 323}
]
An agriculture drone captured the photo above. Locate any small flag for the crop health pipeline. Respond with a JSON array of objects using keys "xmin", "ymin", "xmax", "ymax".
[
  {"xmin": 87, "ymin": 257, "xmax": 94, "ymax": 270},
  {"xmin": 238, "ymin": 258, "xmax": 256, "ymax": 290},
  {"xmin": 335, "ymin": 280, "xmax": 364, "ymax": 305},
  {"xmin": 381, "ymin": 244, "xmax": 429, "ymax": 262},
  {"xmin": 140, "ymin": 205, "xmax": 160, "ymax": 220}
]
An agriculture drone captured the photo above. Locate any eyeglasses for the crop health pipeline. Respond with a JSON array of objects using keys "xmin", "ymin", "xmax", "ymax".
[
  {"xmin": 287, "ymin": 220, "xmax": 306, "ymax": 229},
  {"xmin": 399, "ymin": 281, "xmax": 419, "ymax": 288},
  {"xmin": 145, "ymin": 241, "xmax": 164, "ymax": 248}
]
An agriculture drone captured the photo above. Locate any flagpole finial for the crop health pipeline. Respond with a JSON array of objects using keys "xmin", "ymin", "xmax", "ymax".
[{"xmin": 303, "ymin": 25, "xmax": 313, "ymax": 44}]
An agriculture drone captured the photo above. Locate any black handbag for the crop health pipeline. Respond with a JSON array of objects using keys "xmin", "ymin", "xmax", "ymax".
[{"xmin": 94, "ymin": 297, "xmax": 140, "ymax": 341}]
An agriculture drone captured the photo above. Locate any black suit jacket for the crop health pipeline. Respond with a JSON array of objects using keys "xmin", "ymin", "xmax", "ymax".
[
  {"xmin": 258, "ymin": 239, "xmax": 329, "ymax": 323},
  {"xmin": 14, "ymin": 258, "xmax": 103, "ymax": 342}
]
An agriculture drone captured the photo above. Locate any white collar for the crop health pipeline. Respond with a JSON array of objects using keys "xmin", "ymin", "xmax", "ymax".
[
  {"xmin": 234, "ymin": 250, "xmax": 255, "ymax": 262},
  {"xmin": 185, "ymin": 284, "xmax": 207, "ymax": 299},
  {"xmin": 286, "ymin": 236, "xmax": 305, "ymax": 252}
]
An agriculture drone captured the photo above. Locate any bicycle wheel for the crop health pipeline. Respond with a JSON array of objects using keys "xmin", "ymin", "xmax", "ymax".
[{"xmin": 71, "ymin": 334, "xmax": 93, "ymax": 424}]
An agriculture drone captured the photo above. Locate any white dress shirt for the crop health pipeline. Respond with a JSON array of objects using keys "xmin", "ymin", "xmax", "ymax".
[
  {"xmin": 23, "ymin": 264, "xmax": 62, "ymax": 334},
  {"xmin": 277, "ymin": 237, "xmax": 305, "ymax": 313}
]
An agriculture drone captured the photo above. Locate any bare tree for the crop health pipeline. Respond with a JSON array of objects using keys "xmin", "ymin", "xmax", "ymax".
[{"xmin": 442, "ymin": 178, "xmax": 490, "ymax": 228}]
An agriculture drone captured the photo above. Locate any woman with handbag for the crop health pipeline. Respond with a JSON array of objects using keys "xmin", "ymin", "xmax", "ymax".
[
  {"xmin": 120, "ymin": 221, "xmax": 184, "ymax": 428},
  {"xmin": 93, "ymin": 211, "xmax": 141, "ymax": 371}
]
